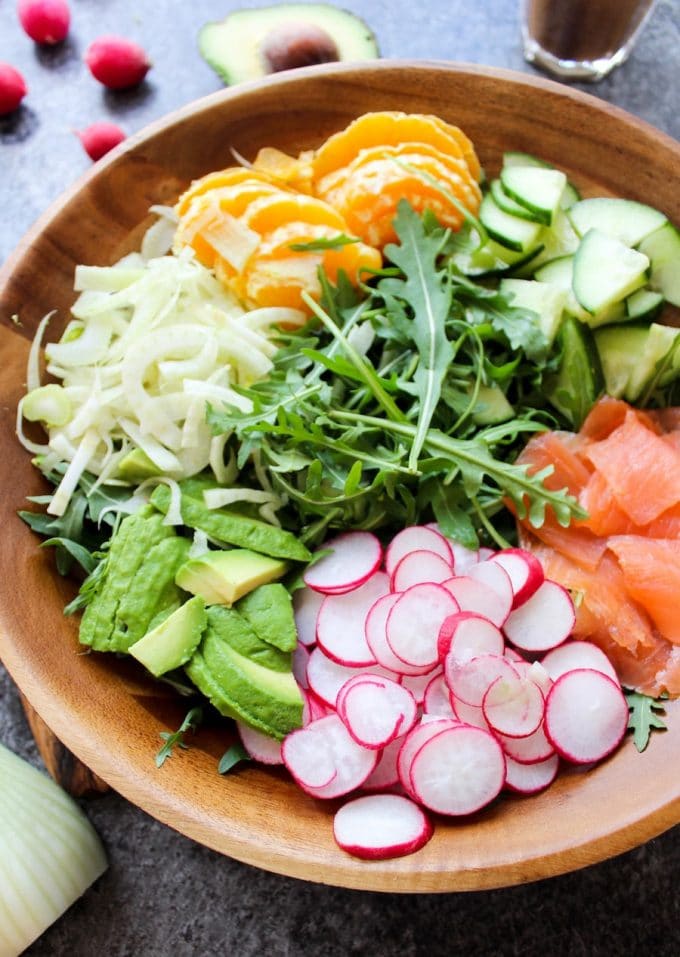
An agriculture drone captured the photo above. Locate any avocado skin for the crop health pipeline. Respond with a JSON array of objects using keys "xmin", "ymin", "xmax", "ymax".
[
  {"xmin": 151, "ymin": 477, "xmax": 310, "ymax": 562},
  {"xmin": 129, "ymin": 596, "xmax": 208, "ymax": 677},
  {"xmin": 236, "ymin": 582, "xmax": 298, "ymax": 653},
  {"xmin": 198, "ymin": 4, "xmax": 380, "ymax": 86},
  {"xmin": 206, "ymin": 605, "xmax": 292, "ymax": 672},
  {"xmin": 80, "ymin": 508, "xmax": 191, "ymax": 653}
]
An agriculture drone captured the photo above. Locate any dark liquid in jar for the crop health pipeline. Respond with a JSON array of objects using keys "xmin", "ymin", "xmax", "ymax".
[{"xmin": 527, "ymin": 0, "xmax": 654, "ymax": 61}]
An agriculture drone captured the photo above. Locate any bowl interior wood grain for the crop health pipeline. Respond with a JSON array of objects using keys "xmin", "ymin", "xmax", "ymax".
[{"xmin": 1, "ymin": 62, "xmax": 678, "ymax": 892}]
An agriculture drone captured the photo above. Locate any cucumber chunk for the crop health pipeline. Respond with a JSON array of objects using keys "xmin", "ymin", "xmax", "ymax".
[
  {"xmin": 500, "ymin": 167, "xmax": 567, "ymax": 226},
  {"xmin": 490, "ymin": 179, "xmax": 542, "ymax": 222},
  {"xmin": 596, "ymin": 322, "xmax": 680, "ymax": 401},
  {"xmin": 560, "ymin": 181, "xmax": 581, "ymax": 211},
  {"xmin": 500, "ymin": 278, "xmax": 567, "ymax": 345},
  {"xmin": 546, "ymin": 316, "xmax": 603, "ymax": 429},
  {"xmin": 479, "ymin": 193, "xmax": 543, "ymax": 253},
  {"xmin": 568, "ymin": 197, "xmax": 667, "ymax": 247},
  {"xmin": 502, "ymin": 151, "xmax": 552, "ymax": 170},
  {"xmin": 572, "ymin": 229, "xmax": 649, "ymax": 315},
  {"xmin": 513, "ymin": 210, "xmax": 580, "ymax": 276},
  {"xmin": 452, "ymin": 238, "xmax": 544, "ymax": 277},
  {"xmin": 594, "ymin": 323, "xmax": 650, "ymax": 398},
  {"xmin": 625, "ymin": 287, "xmax": 664, "ymax": 321},
  {"xmin": 638, "ymin": 222, "xmax": 680, "ymax": 307}
]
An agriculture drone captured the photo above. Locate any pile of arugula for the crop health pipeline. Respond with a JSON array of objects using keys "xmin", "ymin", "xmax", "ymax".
[{"xmin": 208, "ymin": 201, "xmax": 584, "ymax": 551}]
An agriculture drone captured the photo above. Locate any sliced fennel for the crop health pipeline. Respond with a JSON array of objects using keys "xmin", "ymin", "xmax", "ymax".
[
  {"xmin": 17, "ymin": 211, "xmax": 307, "ymax": 516},
  {"xmin": 0, "ymin": 743, "xmax": 107, "ymax": 956}
]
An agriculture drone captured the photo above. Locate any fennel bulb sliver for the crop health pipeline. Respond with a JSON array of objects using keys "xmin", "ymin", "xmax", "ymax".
[{"xmin": 0, "ymin": 742, "xmax": 107, "ymax": 956}]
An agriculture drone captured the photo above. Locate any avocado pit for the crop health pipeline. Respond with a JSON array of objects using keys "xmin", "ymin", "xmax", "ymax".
[{"xmin": 261, "ymin": 21, "xmax": 340, "ymax": 72}]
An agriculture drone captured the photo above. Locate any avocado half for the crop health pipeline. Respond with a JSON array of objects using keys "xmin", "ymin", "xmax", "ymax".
[{"xmin": 199, "ymin": 3, "xmax": 380, "ymax": 85}]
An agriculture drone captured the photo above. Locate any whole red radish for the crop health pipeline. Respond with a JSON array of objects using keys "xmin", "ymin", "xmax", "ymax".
[
  {"xmin": 18, "ymin": 0, "xmax": 70, "ymax": 45},
  {"xmin": 85, "ymin": 35, "xmax": 150, "ymax": 89},
  {"xmin": 75, "ymin": 122, "xmax": 126, "ymax": 161},
  {"xmin": 0, "ymin": 63, "xmax": 27, "ymax": 115}
]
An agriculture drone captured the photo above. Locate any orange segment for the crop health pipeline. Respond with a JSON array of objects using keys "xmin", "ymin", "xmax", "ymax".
[
  {"xmin": 252, "ymin": 147, "xmax": 314, "ymax": 194},
  {"xmin": 243, "ymin": 193, "xmax": 347, "ymax": 235},
  {"xmin": 175, "ymin": 168, "xmax": 284, "ymax": 217}
]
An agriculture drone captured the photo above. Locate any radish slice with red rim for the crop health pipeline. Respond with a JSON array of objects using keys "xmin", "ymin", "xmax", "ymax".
[
  {"xmin": 384, "ymin": 525, "xmax": 452, "ymax": 576},
  {"xmin": 293, "ymin": 586, "xmax": 324, "ymax": 647},
  {"xmin": 337, "ymin": 674, "xmax": 418, "ymax": 749},
  {"xmin": 482, "ymin": 671, "xmax": 545, "ymax": 739},
  {"xmin": 399, "ymin": 666, "xmax": 442, "ymax": 705},
  {"xmin": 438, "ymin": 611, "xmax": 504, "ymax": 664},
  {"xmin": 489, "ymin": 548, "xmax": 544, "ymax": 608},
  {"xmin": 237, "ymin": 722, "xmax": 283, "ymax": 765},
  {"xmin": 301, "ymin": 688, "xmax": 333, "ymax": 726},
  {"xmin": 303, "ymin": 531, "xmax": 382, "ymax": 595},
  {"xmin": 446, "ymin": 652, "xmax": 519, "ymax": 708},
  {"xmin": 468, "ymin": 560, "xmax": 514, "ymax": 613},
  {"xmin": 409, "ymin": 724, "xmax": 506, "ymax": 815},
  {"xmin": 503, "ymin": 580, "xmax": 575, "ymax": 653},
  {"xmin": 423, "ymin": 673, "xmax": 457, "ymax": 718},
  {"xmin": 386, "ymin": 583, "xmax": 459, "ymax": 669},
  {"xmin": 282, "ymin": 714, "xmax": 378, "ymax": 798},
  {"xmin": 544, "ymin": 668, "xmax": 628, "ymax": 764},
  {"xmin": 497, "ymin": 722, "xmax": 555, "ymax": 764},
  {"xmin": 333, "ymin": 794, "xmax": 433, "ymax": 860},
  {"xmin": 397, "ymin": 717, "xmax": 460, "ymax": 795},
  {"xmin": 316, "ymin": 572, "xmax": 389, "ymax": 666},
  {"xmin": 504, "ymin": 753, "xmax": 560, "ymax": 794},
  {"xmin": 292, "ymin": 642, "xmax": 311, "ymax": 689},
  {"xmin": 452, "ymin": 698, "xmax": 490, "ymax": 731},
  {"xmin": 361, "ymin": 734, "xmax": 406, "ymax": 791},
  {"xmin": 390, "ymin": 549, "xmax": 453, "ymax": 590},
  {"xmin": 306, "ymin": 646, "xmax": 396, "ymax": 708},
  {"xmin": 541, "ymin": 640, "xmax": 619, "ymax": 685},
  {"xmin": 442, "ymin": 575, "xmax": 511, "ymax": 628},
  {"xmin": 365, "ymin": 593, "xmax": 433, "ymax": 677}
]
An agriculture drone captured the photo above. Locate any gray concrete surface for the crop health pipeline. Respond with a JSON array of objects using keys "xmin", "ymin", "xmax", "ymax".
[{"xmin": 1, "ymin": 1, "xmax": 679, "ymax": 954}]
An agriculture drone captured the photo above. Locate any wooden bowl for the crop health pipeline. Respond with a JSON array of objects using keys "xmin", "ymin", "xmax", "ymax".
[{"xmin": 0, "ymin": 62, "xmax": 678, "ymax": 892}]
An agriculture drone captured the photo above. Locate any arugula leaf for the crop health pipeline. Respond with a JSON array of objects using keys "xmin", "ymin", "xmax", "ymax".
[
  {"xmin": 625, "ymin": 690, "xmax": 667, "ymax": 752},
  {"xmin": 41, "ymin": 537, "xmax": 97, "ymax": 574},
  {"xmin": 218, "ymin": 742, "xmax": 252, "ymax": 774},
  {"xmin": 289, "ymin": 234, "xmax": 360, "ymax": 252},
  {"xmin": 155, "ymin": 706, "xmax": 203, "ymax": 768}
]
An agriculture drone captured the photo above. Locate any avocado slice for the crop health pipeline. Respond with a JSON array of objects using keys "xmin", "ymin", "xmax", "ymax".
[
  {"xmin": 129, "ymin": 596, "xmax": 208, "ymax": 677},
  {"xmin": 175, "ymin": 549, "xmax": 288, "ymax": 606},
  {"xmin": 236, "ymin": 582, "xmax": 298, "ymax": 653},
  {"xmin": 206, "ymin": 605, "xmax": 292, "ymax": 672},
  {"xmin": 198, "ymin": 4, "xmax": 379, "ymax": 86}
]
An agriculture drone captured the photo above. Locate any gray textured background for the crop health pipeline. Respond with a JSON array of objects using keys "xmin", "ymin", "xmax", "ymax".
[{"xmin": 1, "ymin": 1, "xmax": 679, "ymax": 954}]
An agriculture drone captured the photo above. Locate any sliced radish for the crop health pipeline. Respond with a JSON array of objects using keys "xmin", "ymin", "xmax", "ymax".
[
  {"xmin": 516, "ymin": 660, "xmax": 553, "ymax": 696},
  {"xmin": 490, "ymin": 548, "xmax": 544, "ymax": 608},
  {"xmin": 468, "ymin": 560, "xmax": 514, "ymax": 616},
  {"xmin": 399, "ymin": 667, "xmax": 442, "ymax": 705},
  {"xmin": 438, "ymin": 611, "xmax": 504, "ymax": 663},
  {"xmin": 237, "ymin": 722, "xmax": 283, "ymax": 765},
  {"xmin": 391, "ymin": 549, "xmax": 453, "ymax": 590},
  {"xmin": 478, "ymin": 547, "xmax": 495, "ymax": 561},
  {"xmin": 442, "ymin": 575, "xmax": 510, "ymax": 628},
  {"xmin": 409, "ymin": 725, "xmax": 506, "ymax": 815},
  {"xmin": 446, "ymin": 652, "xmax": 519, "ymax": 708},
  {"xmin": 397, "ymin": 717, "xmax": 460, "ymax": 796},
  {"xmin": 365, "ymin": 592, "xmax": 433, "ymax": 677},
  {"xmin": 541, "ymin": 640, "xmax": 619, "ymax": 685},
  {"xmin": 497, "ymin": 722, "xmax": 555, "ymax": 764},
  {"xmin": 282, "ymin": 714, "xmax": 377, "ymax": 798},
  {"xmin": 503, "ymin": 580, "xmax": 575, "ymax": 652},
  {"xmin": 292, "ymin": 642, "xmax": 311, "ymax": 689},
  {"xmin": 504, "ymin": 646, "xmax": 525, "ymax": 663},
  {"xmin": 333, "ymin": 794, "xmax": 433, "ymax": 860},
  {"xmin": 386, "ymin": 583, "xmax": 459, "ymax": 669},
  {"xmin": 385, "ymin": 525, "xmax": 452, "ymax": 576},
  {"xmin": 482, "ymin": 671, "xmax": 545, "ymax": 738},
  {"xmin": 448, "ymin": 540, "xmax": 480, "ymax": 575},
  {"xmin": 423, "ymin": 673, "xmax": 457, "ymax": 718},
  {"xmin": 306, "ymin": 646, "xmax": 395, "ymax": 708},
  {"xmin": 301, "ymin": 688, "xmax": 333, "ymax": 725},
  {"xmin": 544, "ymin": 669, "xmax": 628, "ymax": 764},
  {"xmin": 316, "ymin": 572, "xmax": 389, "ymax": 666},
  {"xmin": 361, "ymin": 734, "xmax": 405, "ymax": 791},
  {"xmin": 303, "ymin": 531, "xmax": 382, "ymax": 595},
  {"xmin": 337, "ymin": 674, "xmax": 417, "ymax": 749},
  {"xmin": 293, "ymin": 587, "xmax": 324, "ymax": 647},
  {"xmin": 452, "ymin": 698, "xmax": 490, "ymax": 731},
  {"xmin": 504, "ymin": 753, "xmax": 560, "ymax": 794}
]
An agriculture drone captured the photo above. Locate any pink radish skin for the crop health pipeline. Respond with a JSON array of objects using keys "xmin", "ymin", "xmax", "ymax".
[
  {"xmin": 237, "ymin": 722, "xmax": 283, "ymax": 765},
  {"xmin": 76, "ymin": 122, "xmax": 127, "ymax": 161},
  {"xmin": 468, "ymin": 561, "xmax": 514, "ymax": 617},
  {"xmin": 423, "ymin": 673, "xmax": 457, "ymax": 718},
  {"xmin": 399, "ymin": 667, "xmax": 442, "ymax": 705},
  {"xmin": 544, "ymin": 669, "xmax": 628, "ymax": 764},
  {"xmin": 361, "ymin": 734, "xmax": 406, "ymax": 791},
  {"xmin": 316, "ymin": 571, "xmax": 389, "ymax": 666},
  {"xmin": 385, "ymin": 525, "xmax": 452, "ymax": 576},
  {"xmin": 482, "ymin": 672, "xmax": 545, "ymax": 738},
  {"xmin": 293, "ymin": 586, "xmax": 324, "ymax": 646},
  {"xmin": 386, "ymin": 582, "xmax": 459, "ymax": 669},
  {"xmin": 390, "ymin": 549, "xmax": 453, "ymax": 591},
  {"xmin": 303, "ymin": 531, "xmax": 382, "ymax": 595},
  {"xmin": 333, "ymin": 794, "xmax": 433, "ymax": 860},
  {"xmin": 306, "ymin": 645, "xmax": 396, "ymax": 708},
  {"xmin": 541, "ymin": 640, "xmax": 619, "ymax": 685},
  {"xmin": 409, "ymin": 724, "xmax": 506, "ymax": 815},
  {"xmin": 442, "ymin": 575, "xmax": 511, "ymax": 628},
  {"xmin": 365, "ymin": 593, "xmax": 433, "ymax": 677},
  {"xmin": 503, "ymin": 579, "xmax": 575, "ymax": 652},
  {"xmin": 438, "ymin": 611, "xmax": 504, "ymax": 664},
  {"xmin": 18, "ymin": 0, "xmax": 70, "ymax": 45},
  {"xmin": 446, "ymin": 652, "xmax": 519, "ymax": 708},
  {"xmin": 497, "ymin": 722, "xmax": 555, "ymax": 764},
  {"xmin": 397, "ymin": 718, "xmax": 459, "ymax": 796},
  {"xmin": 301, "ymin": 688, "xmax": 333, "ymax": 725},
  {"xmin": 84, "ymin": 35, "xmax": 151, "ymax": 89},
  {"xmin": 282, "ymin": 714, "xmax": 377, "ymax": 798},
  {"xmin": 490, "ymin": 548, "xmax": 544, "ymax": 608},
  {"xmin": 504, "ymin": 753, "xmax": 560, "ymax": 794},
  {"xmin": 0, "ymin": 63, "xmax": 27, "ymax": 115},
  {"xmin": 292, "ymin": 642, "xmax": 311, "ymax": 689},
  {"xmin": 337, "ymin": 674, "xmax": 417, "ymax": 749}
]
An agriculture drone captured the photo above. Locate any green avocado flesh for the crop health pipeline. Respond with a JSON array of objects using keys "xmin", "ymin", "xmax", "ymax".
[
  {"xmin": 198, "ymin": 3, "xmax": 379, "ymax": 85},
  {"xmin": 175, "ymin": 549, "xmax": 288, "ymax": 606},
  {"xmin": 236, "ymin": 582, "xmax": 298, "ymax": 652},
  {"xmin": 129, "ymin": 596, "xmax": 208, "ymax": 677},
  {"xmin": 79, "ymin": 508, "xmax": 190, "ymax": 653}
]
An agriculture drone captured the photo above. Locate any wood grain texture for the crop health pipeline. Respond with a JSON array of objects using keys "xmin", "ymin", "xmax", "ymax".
[{"xmin": 0, "ymin": 62, "xmax": 678, "ymax": 892}]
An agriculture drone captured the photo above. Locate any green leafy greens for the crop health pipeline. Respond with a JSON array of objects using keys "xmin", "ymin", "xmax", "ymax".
[
  {"xmin": 625, "ymin": 690, "xmax": 668, "ymax": 752},
  {"xmin": 155, "ymin": 706, "xmax": 203, "ymax": 767}
]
